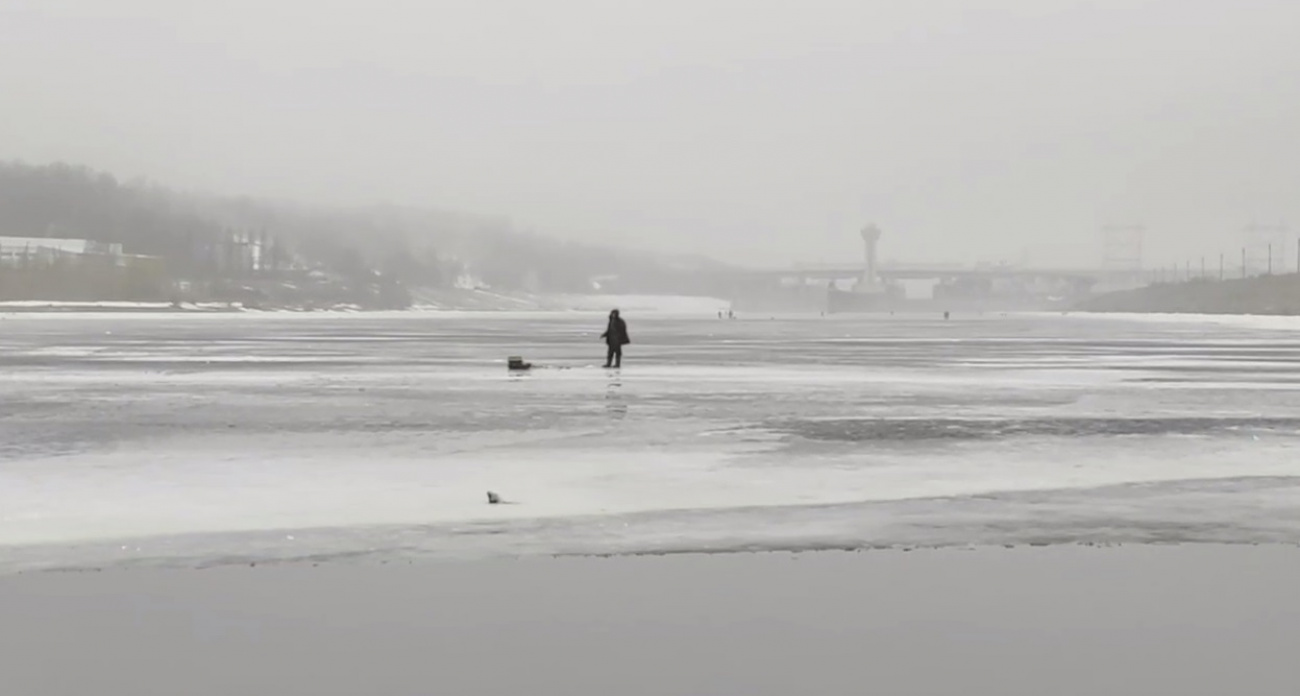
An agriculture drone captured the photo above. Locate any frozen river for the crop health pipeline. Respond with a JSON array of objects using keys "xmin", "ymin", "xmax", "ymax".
[{"xmin": 2, "ymin": 310, "xmax": 1300, "ymax": 572}]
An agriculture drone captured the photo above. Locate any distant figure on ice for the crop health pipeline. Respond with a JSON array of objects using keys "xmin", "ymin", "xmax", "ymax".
[{"xmin": 600, "ymin": 309, "xmax": 630, "ymax": 368}]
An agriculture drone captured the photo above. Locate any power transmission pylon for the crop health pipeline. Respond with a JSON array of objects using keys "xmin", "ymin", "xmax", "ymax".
[{"xmin": 1243, "ymin": 223, "xmax": 1289, "ymax": 275}]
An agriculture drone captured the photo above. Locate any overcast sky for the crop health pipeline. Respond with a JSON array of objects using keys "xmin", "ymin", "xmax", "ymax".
[{"xmin": 3, "ymin": 0, "xmax": 1298, "ymax": 267}]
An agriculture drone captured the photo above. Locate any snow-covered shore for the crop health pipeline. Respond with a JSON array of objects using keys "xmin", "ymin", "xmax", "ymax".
[{"xmin": 0, "ymin": 292, "xmax": 730, "ymax": 315}]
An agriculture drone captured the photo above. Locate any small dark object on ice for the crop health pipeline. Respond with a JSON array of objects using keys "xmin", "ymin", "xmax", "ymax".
[
  {"xmin": 507, "ymin": 356, "xmax": 532, "ymax": 371},
  {"xmin": 487, "ymin": 491, "xmax": 501, "ymax": 504}
]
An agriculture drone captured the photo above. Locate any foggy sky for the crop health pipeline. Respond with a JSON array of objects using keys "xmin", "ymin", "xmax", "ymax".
[{"xmin": 3, "ymin": 0, "xmax": 1298, "ymax": 267}]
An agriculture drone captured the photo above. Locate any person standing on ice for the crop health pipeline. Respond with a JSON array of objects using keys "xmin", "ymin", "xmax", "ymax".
[{"xmin": 600, "ymin": 309, "xmax": 630, "ymax": 368}]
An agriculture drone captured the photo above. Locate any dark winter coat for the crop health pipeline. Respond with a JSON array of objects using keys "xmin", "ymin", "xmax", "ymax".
[{"xmin": 602, "ymin": 316, "xmax": 630, "ymax": 346}]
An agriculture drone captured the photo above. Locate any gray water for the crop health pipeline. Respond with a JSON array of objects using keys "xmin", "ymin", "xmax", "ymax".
[{"xmin": 2, "ymin": 310, "xmax": 1299, "ymax": 573}]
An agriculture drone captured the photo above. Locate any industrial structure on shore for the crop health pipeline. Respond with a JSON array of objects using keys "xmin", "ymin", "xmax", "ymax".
[{"xmin": 728, "ymin": 225, "xmax": 1150, "ymax": 314}]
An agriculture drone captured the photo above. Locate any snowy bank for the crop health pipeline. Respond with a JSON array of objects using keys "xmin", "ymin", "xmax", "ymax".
[
  {"xmin": 0, "ymin": 293, "xmax": 731, "ymax": 316},
  {"xmin": 0, "ymin": 300, "xmax": 247, "ymax": 313}
]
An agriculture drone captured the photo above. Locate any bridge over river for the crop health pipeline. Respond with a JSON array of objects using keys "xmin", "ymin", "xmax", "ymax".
[
  {"xmin": 739, "ymin": 263, "xmax": 1137, "ymax": 284},
  {"xmin": 720, "ymin": 226, "xmax": 1153, "ymax": 312}
]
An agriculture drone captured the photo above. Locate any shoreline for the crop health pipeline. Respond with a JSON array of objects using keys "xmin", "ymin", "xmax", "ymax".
[
  {"xmin": 8, "ymin": 302, "xmax": 1300, "ymax": 320},
  {"xmin": 0, "ymin": 291, "xmax": 730, "ymax": 315},
  {"xmin": 1077, "ymin": 274, "xmax": 1300, "ymax": 316}
]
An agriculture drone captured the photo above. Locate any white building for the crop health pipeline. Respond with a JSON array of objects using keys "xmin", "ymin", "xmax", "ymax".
[{"xmin": 0, "ymin": 236, "xmax": 126, "ymax": 267}]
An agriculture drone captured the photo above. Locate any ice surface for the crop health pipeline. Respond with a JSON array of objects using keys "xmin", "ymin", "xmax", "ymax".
[{"xmin": 2, "ymin": 310, "xmax": 1300, "ymax": 572}]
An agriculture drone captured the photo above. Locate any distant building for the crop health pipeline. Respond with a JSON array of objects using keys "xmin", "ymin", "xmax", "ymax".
[{"xmin": 0, "ymin": 236, "xmax": 153, "ymax": 268}]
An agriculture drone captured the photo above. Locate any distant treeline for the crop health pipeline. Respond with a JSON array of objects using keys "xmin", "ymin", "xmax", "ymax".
[{"xmin": 0, "ymin": 161, "xmax": 732, "ymax": 303}]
